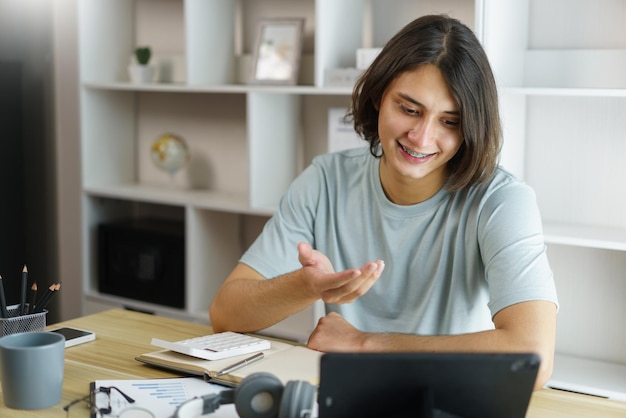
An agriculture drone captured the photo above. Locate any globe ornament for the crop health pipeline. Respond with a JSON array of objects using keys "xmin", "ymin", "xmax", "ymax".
[{"xmin": 150, "ymin": 133, "xmax": 190, "ymax": 176}]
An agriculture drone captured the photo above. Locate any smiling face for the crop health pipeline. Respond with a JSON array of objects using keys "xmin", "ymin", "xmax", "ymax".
[{"xmin": 377, "ymin": 64, "xmax": 463, "ymax": 205}]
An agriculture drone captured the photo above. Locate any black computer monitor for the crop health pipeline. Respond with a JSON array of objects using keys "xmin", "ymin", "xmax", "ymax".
[{"xmin": 317, "ymin": 352, "xmax": 540, "ymax": 418}]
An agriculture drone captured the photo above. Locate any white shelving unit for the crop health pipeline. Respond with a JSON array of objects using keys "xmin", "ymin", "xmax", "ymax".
[
  {"xmin": 78, "ymin": 0, "xmax": 625, "ymax": 399},
  {"xmin": 483, "ymin": 0, "xmax": 626, "ymax": 400}
]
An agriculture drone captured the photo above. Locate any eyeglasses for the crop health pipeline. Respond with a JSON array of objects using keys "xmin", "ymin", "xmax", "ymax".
[{"xmin": 63, "ymin": 385, "xmax": 155, "ymax": 418}]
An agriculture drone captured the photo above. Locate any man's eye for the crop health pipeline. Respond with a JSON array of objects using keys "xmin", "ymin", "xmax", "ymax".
[
  {"xmin": 443, "ymin": 119, "xmax": 460, "ymax": 128},
  {"xmin": 398, "ymin": 101, "xmax": 418, "ymax": 115}
]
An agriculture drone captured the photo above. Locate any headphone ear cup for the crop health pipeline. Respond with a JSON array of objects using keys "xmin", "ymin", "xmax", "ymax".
[
  {"xmin": 278, "ymin": 380, "xmax": 316, "ymax": 418},
  {"xmin": 235, "ymin": 372, "xmax": 284, "ymax": 418}
]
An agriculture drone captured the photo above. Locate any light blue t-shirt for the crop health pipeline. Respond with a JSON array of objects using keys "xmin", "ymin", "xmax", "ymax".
[{"xmin": 240, "ymin": 147, "xmax": 558, "ymax": 335}]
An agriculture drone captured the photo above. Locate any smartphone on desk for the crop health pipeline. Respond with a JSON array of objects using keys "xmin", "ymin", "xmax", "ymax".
[{"xmin": 50, "ymin": 327, "xmax": 96, "ymax": 348}]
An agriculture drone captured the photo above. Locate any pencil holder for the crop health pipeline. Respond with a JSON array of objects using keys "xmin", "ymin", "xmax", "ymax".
[{"xmin": 0, "ymin": 304, "xmax": 47, "ymax": 337}]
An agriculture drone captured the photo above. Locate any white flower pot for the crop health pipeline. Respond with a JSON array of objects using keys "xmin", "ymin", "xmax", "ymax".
[{"xmin": 128, "ymin": 65, "xmax": 155, "ymax": 83}]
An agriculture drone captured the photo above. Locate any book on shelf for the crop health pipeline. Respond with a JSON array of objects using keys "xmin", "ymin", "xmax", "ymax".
[{"xmin": 135, "ymin": 339, "xmax": 323, "ymax": 387}]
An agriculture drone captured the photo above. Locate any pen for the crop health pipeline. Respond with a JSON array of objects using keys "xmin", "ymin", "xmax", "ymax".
[{"xmin": 216, "ymin": 352, "xmax": 264, "ymax": 377}]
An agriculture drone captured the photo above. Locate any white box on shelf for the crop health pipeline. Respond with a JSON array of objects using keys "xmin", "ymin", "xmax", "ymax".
[
  {"xmin": 327, "ymin": 108, "xmax": 366, "ymax": 153},
  {"xmin": 324, "ymin": 68, "xmax": 362, "ymax": 88}
]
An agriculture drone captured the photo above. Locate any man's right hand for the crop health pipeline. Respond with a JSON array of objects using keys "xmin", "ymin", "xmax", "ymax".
[{"xmin": 297, "ymin": 242, "xmax": 385, "ymax": 304}]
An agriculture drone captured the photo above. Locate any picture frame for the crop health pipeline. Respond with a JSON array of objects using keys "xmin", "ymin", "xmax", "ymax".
[{"xmin": 250, "ymin": 18, "xmax": 305, "ymax": 85}]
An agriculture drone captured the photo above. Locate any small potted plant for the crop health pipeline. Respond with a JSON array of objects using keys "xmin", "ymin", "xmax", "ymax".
[{"xmin": 128, "ymin": 46, "xmax": 155, "ymax": 83}]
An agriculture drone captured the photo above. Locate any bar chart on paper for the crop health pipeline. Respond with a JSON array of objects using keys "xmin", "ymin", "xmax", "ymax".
[
  {"xmin": 93, "ymin": 377, "xmax": 239, "ymax": 418},
  {"xmin": 131, "ymin": 380, "xmax": 190, "ymax": 407}
]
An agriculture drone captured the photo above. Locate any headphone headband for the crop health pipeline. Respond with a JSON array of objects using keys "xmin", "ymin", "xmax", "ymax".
[{"xmin": 173, "ymin": 373, "xmax": 315, "ymax": 418}]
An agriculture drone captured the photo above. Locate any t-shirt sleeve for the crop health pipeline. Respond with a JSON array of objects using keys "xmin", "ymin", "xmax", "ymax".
[{"xmin": 478, "ymin": 181, "xmax": 559, "ymax": 316}]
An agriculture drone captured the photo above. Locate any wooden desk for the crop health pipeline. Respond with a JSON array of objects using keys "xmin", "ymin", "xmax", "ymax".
[{"xmin": 0, "ymin": 309, "xmax": 624, "ymax": 417}]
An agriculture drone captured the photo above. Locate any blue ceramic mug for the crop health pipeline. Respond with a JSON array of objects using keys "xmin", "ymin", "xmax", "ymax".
[{"xmin": 0, "ymin": 331, "xmax": 65, "ymax": 409}]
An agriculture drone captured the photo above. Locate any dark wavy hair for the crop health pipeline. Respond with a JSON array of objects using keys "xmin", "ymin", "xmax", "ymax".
[{"xmin": 349, "ymin": 14, "xmax": 502, "ymax": 191}]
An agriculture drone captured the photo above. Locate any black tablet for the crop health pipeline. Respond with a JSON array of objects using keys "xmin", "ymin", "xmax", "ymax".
[{"xmin": 317, "ymin": 352, "xmax": 540, "ymax": 418}]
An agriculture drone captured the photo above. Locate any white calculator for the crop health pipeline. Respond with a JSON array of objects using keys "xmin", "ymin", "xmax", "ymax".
[{"xmin": 151, "ymin": 331, "xmax": 271, "ymax": 361}]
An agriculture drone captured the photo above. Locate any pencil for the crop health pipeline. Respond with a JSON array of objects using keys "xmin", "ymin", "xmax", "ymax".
[
  {"xmin": 33, "ymin": 283, "xmax": 55, "ymax": 314},
  {"xmin": 20, "ymin": 265, "xmax": 28, "ymax": 315},
  {"xmin": 0, "ymin": 275, "xmax": 8, "ymax": 318},
  {"xmin": 33, "ymin": 282, "xmax": 61, "ymax": 314},
  {"xmin": 28, "ymin": 282, "xmax": 37, "ymax": 314}
]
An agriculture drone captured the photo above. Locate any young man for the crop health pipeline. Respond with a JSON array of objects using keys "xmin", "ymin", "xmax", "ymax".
[{"xmin": 210, "ymin": 15, "xmax": 558, "ymax": 389}]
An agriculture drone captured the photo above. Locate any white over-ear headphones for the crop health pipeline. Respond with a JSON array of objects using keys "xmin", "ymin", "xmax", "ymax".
[{"xmin": 174, "ymin": 372, "xmax": 316, "ymax": 418}]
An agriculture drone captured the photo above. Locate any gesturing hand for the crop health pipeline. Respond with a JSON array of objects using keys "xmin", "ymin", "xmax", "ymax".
[{"xmin": 297, "ymin": 242, "xmax": 384, "ymax": 304}]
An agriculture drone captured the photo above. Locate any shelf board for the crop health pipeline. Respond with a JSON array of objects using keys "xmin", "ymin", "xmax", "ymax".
[
  {"xmin": 84, "ymin": 183, "xmax": 276, "ymax": 216},
  {"xmin": 543, "ymin": 222, "xmax": 626, "ymax": 251},
  {"xmin": 82, "ymin": 81, "xmax": 353, "ymax": 96},
  {"xmin": 86, "ymin": 81, "xmax": 626, "ymax": 98},
  {"xmin": 85, "ymin": 189, "xmax": 625, "ymax": 250},
  {"xmin": 502, "ymin": 86, "xmax": 626, "ymax": 98},
  {"xmin": 548, "ymin": 353, "xmax": 626, "ymax": 402}
]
